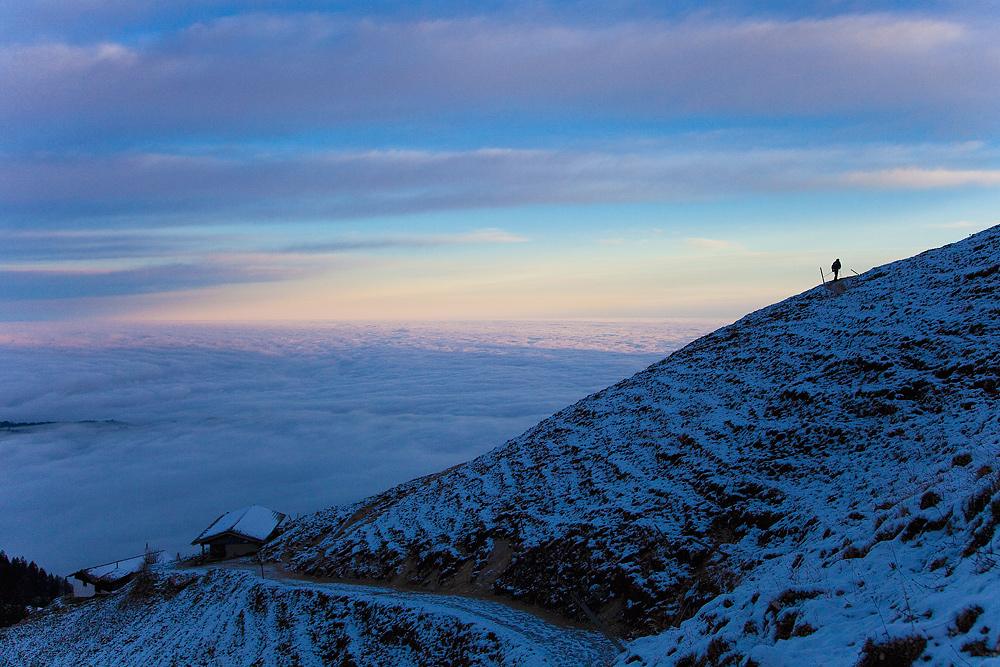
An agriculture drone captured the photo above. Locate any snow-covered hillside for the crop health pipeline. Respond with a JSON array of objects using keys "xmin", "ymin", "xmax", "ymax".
[
  {"xmin": 3, "ymin": 228, "xmax": 997, "ymax": 666},
  {"xmin": 265, "ymin": 227, "xmax": 1000, "ymax": 665},
  {"xmin": 0, "ymin": 566, "xmax": 613, "ymax": 666}
]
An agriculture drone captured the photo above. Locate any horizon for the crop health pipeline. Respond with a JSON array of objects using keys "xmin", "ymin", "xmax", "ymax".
[
  {"xmin": 1, "ymin": 317, "xmax": 724, "ymax": 577},
  {"xmin": 3, "ymin": 0, "xmax": 999, "ymax": 322},
  {"xmin": 3, "ymin": 0, "xmax": 1000, "ymax": 579}
]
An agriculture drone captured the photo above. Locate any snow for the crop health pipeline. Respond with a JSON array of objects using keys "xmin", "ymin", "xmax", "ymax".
[
  {"xmin": 262, "ymin": 225, "xmax": 1000, "ymax": 664},
  {"xmin": 0, "ymin": 566, "xmax": 615, "ymax": 667},
  {"xmin": 194, "ymin": 505, "xmax": 285, "ymax": 543},
  {"xmin": 81, "ymin": 554, "xmax": 148, "ymax": 581}
]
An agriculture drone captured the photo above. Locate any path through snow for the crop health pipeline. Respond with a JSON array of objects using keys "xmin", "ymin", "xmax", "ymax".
[
  {"xmin": 0, "ymin": 562, "xmax": 618, "ymax": 667},
  {"xmin": 193, "ymin": 561, "xmax": 619, "ymax": 667}
]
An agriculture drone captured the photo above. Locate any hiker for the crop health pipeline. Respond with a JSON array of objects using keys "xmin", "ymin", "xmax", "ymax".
[{"xmin": 831, "ymin": 258, "xmax": 841, "ymax": 281}]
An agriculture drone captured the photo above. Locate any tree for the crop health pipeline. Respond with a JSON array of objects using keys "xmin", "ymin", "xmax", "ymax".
[{"xmin": 0, "ymin": 550, "xmax": 72, "ymax": 627}]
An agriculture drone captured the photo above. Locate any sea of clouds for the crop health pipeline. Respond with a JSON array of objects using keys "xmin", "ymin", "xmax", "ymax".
[{"xmin": 0, "ymin": 319, "xmax": 727, "ymax": 577}]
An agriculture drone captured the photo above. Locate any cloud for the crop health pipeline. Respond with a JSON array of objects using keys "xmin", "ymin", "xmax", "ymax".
[
  {"xmin": 0, "ymin": 228, "xmax": 526, "ymax": 262},
  {"xmin": 1, "ymin": 149, "xmax": 578, "ymax": 221},
  {"xmin": 281, "ymin": 229, "xmax": 528, "ymax": 254},
  {"xmin": 2, "ymin": 12, "xmax": 998, "ymax": 148},
  {"xmin": 8, "ymin": 143, "xmax": 996, "ymax": 227},
  {"xmin": 4, "ymin": 11, "xmax": 998, "ymax": 231},
  {"xmin": 0, "ymin": 230, "xmax": 228, "ymax": 261},
  {"xmin": 0, "ymin": 0, "xmax": 987, "ymax": 42},
  {"xmin": 0, "ymin": 260, "xmax": 308, "ymax": 301},
  {"xmin": 0, "ymin": 227, "xmax": 529, "ymax": 301},
  {"xmin": 0, "ymin": 320, "xmax": 725, "ymax": 575},
  {"xmin": 842, "ymin": 167, "xmax": 1000, "ymax": 189},
  {"xmin": 0, "ymin": 148, "xmax": 695, "ymax": 221},
  {"xmin": 683, "ymin": 237, "xmax": 745, "ymax": 253}
]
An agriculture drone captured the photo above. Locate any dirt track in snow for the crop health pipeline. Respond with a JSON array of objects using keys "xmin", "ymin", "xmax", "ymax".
[{"xmin": 186, "ymin": 561, "xmax": 621, "ymax": 667}]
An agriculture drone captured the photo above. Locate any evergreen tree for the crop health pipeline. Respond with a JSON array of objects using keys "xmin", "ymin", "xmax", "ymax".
[{"xmin": 0, "ymin": 550, "xmax": 72, "ymax": 627}]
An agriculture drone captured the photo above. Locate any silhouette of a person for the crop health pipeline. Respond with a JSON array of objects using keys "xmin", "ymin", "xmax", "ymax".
[{"xmin": 831, "ymin": 258, "xmax": 842, "ymax": 281}]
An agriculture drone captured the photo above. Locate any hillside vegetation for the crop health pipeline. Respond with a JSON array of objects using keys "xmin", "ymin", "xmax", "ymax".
[
  {"xmin": 0, "ymin": 552, "xmax": 72, "ymax": 628},
  {"xmin": 0, "ymin": 568, "xmax": 612, "ymax": 666}
]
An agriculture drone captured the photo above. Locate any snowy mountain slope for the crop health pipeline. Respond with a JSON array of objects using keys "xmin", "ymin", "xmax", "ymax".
[
  {"xmin": 0, "ymin": 567, "xmax": 613, "ymax": 667},
  {"xmin": 265, "ymin": 226, "xmax": 1000, "ymax": 663}
]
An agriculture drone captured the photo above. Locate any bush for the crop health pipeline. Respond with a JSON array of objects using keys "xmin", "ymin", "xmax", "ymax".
[
  {"xmin": 129, "ymin": 547, "xmax": 162, "ymax": 600},
  {"xmin": 855, "ymin": 636, "xmax": 927, "ymax": 667}
]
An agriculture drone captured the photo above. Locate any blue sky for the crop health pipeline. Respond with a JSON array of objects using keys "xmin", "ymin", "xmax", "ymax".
[{"xmin": 2, "ymin": 0, "xmax": 999, "ymax": 321}]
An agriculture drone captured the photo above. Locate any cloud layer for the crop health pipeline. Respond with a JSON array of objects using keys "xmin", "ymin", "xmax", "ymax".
[
  {"xmin": 0, "ymin": 319, "xmax": 725, "ymax": 575},
  {"xmin": 6, "ymin": 144, "xmax": 999, "ymax": 227},
  {"xmin": 4, "ymin": 13, "xmax": 998, "ymax": 143},
  {"xmin": 2, "ymin": 2, "xmax": 999, "ymax": 319}
]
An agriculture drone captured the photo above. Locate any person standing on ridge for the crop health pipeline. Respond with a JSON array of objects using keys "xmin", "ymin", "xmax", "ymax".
[{"xmin": 831, "ymin": 258, "xmax": 842, "ymax": 281}]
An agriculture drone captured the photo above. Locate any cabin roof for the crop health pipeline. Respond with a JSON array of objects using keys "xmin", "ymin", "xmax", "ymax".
[
  {"xmin": 72, "ymin": 551, "xmax": 163, "ymax": 583},
  {"xmin": 192, "ymin": 505, "xmax": 286, "ymax": 545}
]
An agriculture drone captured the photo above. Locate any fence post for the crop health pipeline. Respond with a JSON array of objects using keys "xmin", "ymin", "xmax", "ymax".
[{"xmin": 559, "ymin": 579, "xmax": 626, "ymax": 654}]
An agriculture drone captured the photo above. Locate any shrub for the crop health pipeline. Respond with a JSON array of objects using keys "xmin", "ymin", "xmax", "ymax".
[
  {"xmin": 919, "ymin": 491, "xmax": 941, "ymax": 510},
  {"xmin": 855, "ymin": 636, "xmax": 927, "ymax": 667},
  {"xmin": 953, "ymin": 606, "xmax": 983, "ymax": 635},
  {"xmin": 129, "ymin": 547, "xmax": 162, "ymax": 600}
]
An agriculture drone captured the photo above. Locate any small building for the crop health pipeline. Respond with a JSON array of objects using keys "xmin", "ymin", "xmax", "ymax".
[
  {"xmin": 192, "ymin": 505, "xmax": 286, "ymax": 560},
  {"xmin": 72, "ymin": 550, "xmax": 163, "ymax": 595}
]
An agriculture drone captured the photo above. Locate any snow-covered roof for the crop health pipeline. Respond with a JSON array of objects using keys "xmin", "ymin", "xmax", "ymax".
[
  {"xmin": 193, "ymin": 505, "xmax": 286, "ymax": 545},
  {"xmin": 73, "ymin": 551, "xmax": 163, "ymax": 583},
  {"xmin": 86, "ymin": 555, "xmax": 146, "ymax": 581}
]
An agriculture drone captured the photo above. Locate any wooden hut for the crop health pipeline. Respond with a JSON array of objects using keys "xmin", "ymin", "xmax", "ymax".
[{"xmin": 192, "ymin": 505, "xmax": 286, "ymax": 560}]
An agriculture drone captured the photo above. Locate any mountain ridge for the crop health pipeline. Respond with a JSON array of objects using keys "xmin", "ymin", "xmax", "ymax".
[
  {"xmin": 3, "ymin": 228, "xmax": 997, "ymax": 667},
  {"xmin": 265, "ymin": 227, "xmax": 1000, "ymax": 664}
]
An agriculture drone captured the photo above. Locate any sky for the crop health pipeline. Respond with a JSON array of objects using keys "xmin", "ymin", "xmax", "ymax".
[
  {"xmin": 0, "ymin": 319, "xmax": 722, "ymax": 576},
  {"xmin": 3, "ymin": 0, "xmax": 999, "ymax": 321}
]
